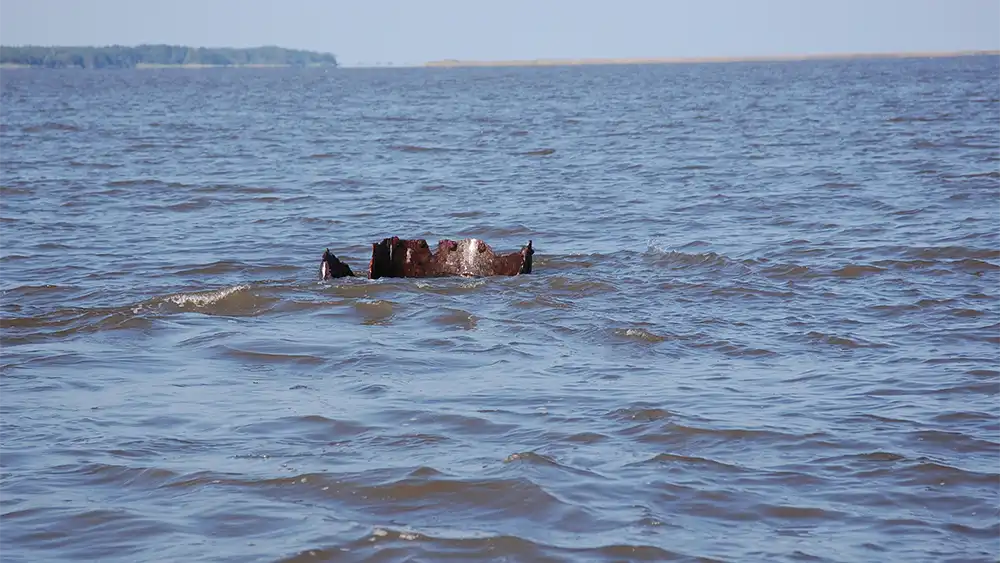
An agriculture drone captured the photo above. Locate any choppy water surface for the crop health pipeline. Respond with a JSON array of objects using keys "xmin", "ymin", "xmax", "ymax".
[{"xmin": 1, "ymin": 57, "xmax": 998, "ymax": 562}]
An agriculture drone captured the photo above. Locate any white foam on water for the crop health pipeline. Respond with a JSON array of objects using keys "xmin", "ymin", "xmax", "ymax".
[{"xmin": 168, "ymin": 284, "xmax": 250, "ymax": 308}]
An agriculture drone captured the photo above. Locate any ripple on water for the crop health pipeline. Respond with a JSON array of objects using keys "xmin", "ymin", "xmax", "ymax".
[
  {"xmin": 2, "ymin": 57, "xmax": 998, "ymax": 563},
  {"xmin": 430, "ymin": 308, "xmax": 478, "ymax": 330},
  {"xmin": 151, "ymin": 285, "xmax": 279, "ymax": 317},
  {"xmin": 351, "ymin": 299, "xmax": 395, "ymax": 325}
]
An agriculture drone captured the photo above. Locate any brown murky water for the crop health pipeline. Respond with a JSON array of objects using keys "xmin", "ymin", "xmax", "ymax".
[{"xmin": 1, "ymin": 56, "xmax": 998, "ymax": 562}]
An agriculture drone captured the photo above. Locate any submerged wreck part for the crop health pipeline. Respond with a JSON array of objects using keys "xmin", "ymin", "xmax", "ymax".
[
  {"xmin": 320, "ymin": 238, "xmax": 534, "ymax": 280},
  {"xmin": 368, "ymin": 237, "xmax": 533, "ymax": 279},
  {"xmin": 320, "ymin": 248, "xmax": 355, "ymax": 280}
]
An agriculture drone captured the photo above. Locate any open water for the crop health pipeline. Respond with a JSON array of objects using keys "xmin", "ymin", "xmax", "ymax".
[{"xmin": 1, "ymin": 56, "xmax": 998, "ymax": 562}]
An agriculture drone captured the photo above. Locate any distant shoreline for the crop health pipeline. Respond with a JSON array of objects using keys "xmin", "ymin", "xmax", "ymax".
[
  {"xmin": 0, "ymin": 44, "xmax": 338, "ymax": 69},
  {"xmin": 0, "ymin": 62, "xmax": 334, "ymax": 69},
  {"xmin": 426, "ymin": 50, "xmax": 1000, "ymax": 68}
]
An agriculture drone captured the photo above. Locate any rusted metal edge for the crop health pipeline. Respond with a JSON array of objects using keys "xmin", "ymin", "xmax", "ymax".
[{"xmin": 321, "ymin": 238, "xmax": 534, "ymax": 280}]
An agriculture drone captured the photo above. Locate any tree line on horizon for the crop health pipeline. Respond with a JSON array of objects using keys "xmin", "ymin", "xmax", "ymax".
[{"xmin": 0, "ymin": 44, "xmax": 338, "ymax": 69}]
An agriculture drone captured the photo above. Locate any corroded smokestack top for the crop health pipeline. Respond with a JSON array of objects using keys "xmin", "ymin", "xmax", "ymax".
[
  {"xmin": 321, "ymin": 238, "xmax": 535, "ymax": 280},
  {"xmin": 368, "ymin": 237, "xmax": 534, "ymax": 279}
]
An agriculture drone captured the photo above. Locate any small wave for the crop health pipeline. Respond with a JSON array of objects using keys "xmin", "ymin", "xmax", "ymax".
[
  {"xmin": 674, "ymin": 240, "xmax": 710, "ymax": 250},
  {"xmin": 832, "ymin": 264, "xmax": 885, "ymax": 278},
  {"xmin": 708, "ymin": 286, "xmax": 796, "ymax": 299},
  {"xmin": 805, "ymin": 331, "xmax": 889, "ymax": 349},
  {"xmin": 356, "ymin": 475, "xmax": 563, "ymax": 509},
  {"xmin": 951, "ymin": 258, "xmax": 999, "ymax": 273},
  {"xmin": 645, "ymin": 242, "xmax": 749, "ymax": 272},
  {"xmin": 363, "ymin": 115, "xmax": 421, "ymax": 122},
  {"xmin": 381, "ymin": 434, "xmax": 452, "ymax": 449},
  {"xmin": 851, "ymin": 452, "xmax": 908, "ymax": 462},
  {"xmin": 219, "ymin": 347, "xmax": 326, "ymax": 365},
  {"xmin": 136, "ymin": 285, "xmax": 277, "ymax": 317},
  {"xmin": 886, "ymin": 115, "xmax": 942, "ymax": 123},
  {"xmin": 447, "ymin": 210, "xmax": 488, "ymax": 218},
  {"xmin": 692, "ymin": 339, "xmax": 778, "ymax": 357},
  {"xmin": 299, "ymin": 217, "xmax": 343, "ymax": 228},
  {"xmin": 353, "ymin": 299, "xmax": 394, "ymax": 325},
  {"xmin": 162, "ymin": 199, "xmax": 213, "ymax": 212},
  {"xmin": 1, "ymin": 306, "xmax": 105, "ymax": 331},
  {"xmin": 306, "ymin": 152, "xmax": 339, "ymax": 159},
  {"xmin": 564, "ymin": 432, "xmax": 609, "ymax": 443},
  {"xmin": 759, "ymin": 262, "xmax": 818, "ymax": 280},
  {"xmin": 656, "ymin": 250, "xmax": 741, "ymax": 269},
  {"xmin": 32, "ymin": 242, "xmax": 73, "ymax": 250},
  {"xmin": 236, "ymin": 416, "xmax": 373, "ymax": 441},
  {"xmin": 902, "ymin": 246, "xmax": 999, "ymax": 261},
  {"xmin": 458, "ymin": 224, "xmax": 534, "ymax": 238},
  {"xmin": 0, "ymin": 304, "xmax": 157, "ymax": 345},
  {"xmin": 0, "ymin": 186, "xmax": 32, "ymax": 196},
  {"xmin": 172, "ymin": 260, "xmax": 249, "ymax": 276},
  {"xmin": 354, "ymin": 383, "xmax": 390, "ymax": 395},
  {"xmin": 503, "ymin": 451, "xmax": 559, "ymax": 465},
  {"xmin": 611, "ymin": 327, "xmax": 666, "ymax": 343},
  {"xmin": 871, "ymin": 259, "xmax": 938, "ymax": 271},
  {"xmin": 950, "ymin": 308, "xmax": 986, "ymax": 318},
  {"xmin": 955, "ymin": 170, "xmax": 1000, "ymax": 179},
  {"xmin": 431, "ymin": 308, "xmax": 477, "ymax": 330},
  {"xmin": 3, "ymin": 284, "xmax": 70, "ymax": 298},
  {"xmin": 124, "ymin": 142, "xmax": 163, "ymax": 152},
  {"xmin": 21, "ymin": 123, "xmax": 81, "ymax": 133},
  {"xmin": 548, "ymin": 277, "xmax": 617, "ymax": 296},
  {"xmin": 608, "ymin": 405, "xmax": 675, "ymax": 422},
  {"xmin": 908, "ymin": 430, "xmax": 999, "ymax": 453},
  {"xmin": 931, "ymin": 411, "xmax": 997, "ymax": 428},
  {"xmin": 758, "ymin": 503, "xmax": 844, "ymax": 521},
  {"xmin": 167, "ymin": 285, "xmax": 249, "ymax": 307},
  {"xmin": 954, "ymin": 141, "xmax": 996, "ymax": 150},
  {"xmin": 519, "ymin": 148, "xmax": 555, "ymax": 156},
  {"xmin": 191, "ymin": 183, "xmax": 276, "ymax": 194},
  {"xmin": 512, "ymin": 295, "xmax": 572, "ymax": 310},
  {"xmin": 279, "ymin": 532, "xmax": 683, "ymax": 562},
  {"xmin": 326, "ymin": 283, "xmax": 399, "ymax": 299},
  {"xmin": 53, "ymin": 462, "xmax": 179, "ymax": 488},
  {"xmin": 412, "ymin": 279, "xmax": 488, "ymax": 295},
  {"xmin": 68, "ymin": 161, "xmax": 121, "ymax": 169},
  {"xmin": 637, "ymin": 453, "xmax": 744, "ymax": 472},
  {"xmin": 635, "ymin": 423, "xmax": 804, "ymax": 446},
  {"xmin": 896, "ymin": 459, "xmax": 1000, "ymax": 488},
  {"xmin": 106, "ymin": 179, "xmax": 171, "ymax": 188},
  {"xmin": 390, "ymin": 144, "xmax": 447, "ymax": 153}
]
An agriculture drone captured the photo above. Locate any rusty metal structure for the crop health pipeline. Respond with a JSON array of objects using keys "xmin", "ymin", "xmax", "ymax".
[
  {"xmin": 321, "ymin": 238, "xmax": 533, "ymax": 280},
  {"xmin": 319, "ymin": 248, "xmax": 355, "ymax": 279}
]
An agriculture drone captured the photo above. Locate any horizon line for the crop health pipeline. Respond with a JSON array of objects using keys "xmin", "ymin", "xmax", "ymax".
[{"xmin": 424, "ymin": 49, "xmax": 1000, "ymax": 68}]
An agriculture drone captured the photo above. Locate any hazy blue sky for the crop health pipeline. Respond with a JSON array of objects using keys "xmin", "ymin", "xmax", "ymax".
[{"xmin": 1, "ymin": 0, "xmax": 997, "ymax": 66}]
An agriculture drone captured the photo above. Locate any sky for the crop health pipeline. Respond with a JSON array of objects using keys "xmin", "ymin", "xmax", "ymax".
[{"xmin": 0, "ymin": 0, "xmax": 997, "ymax": 66}]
